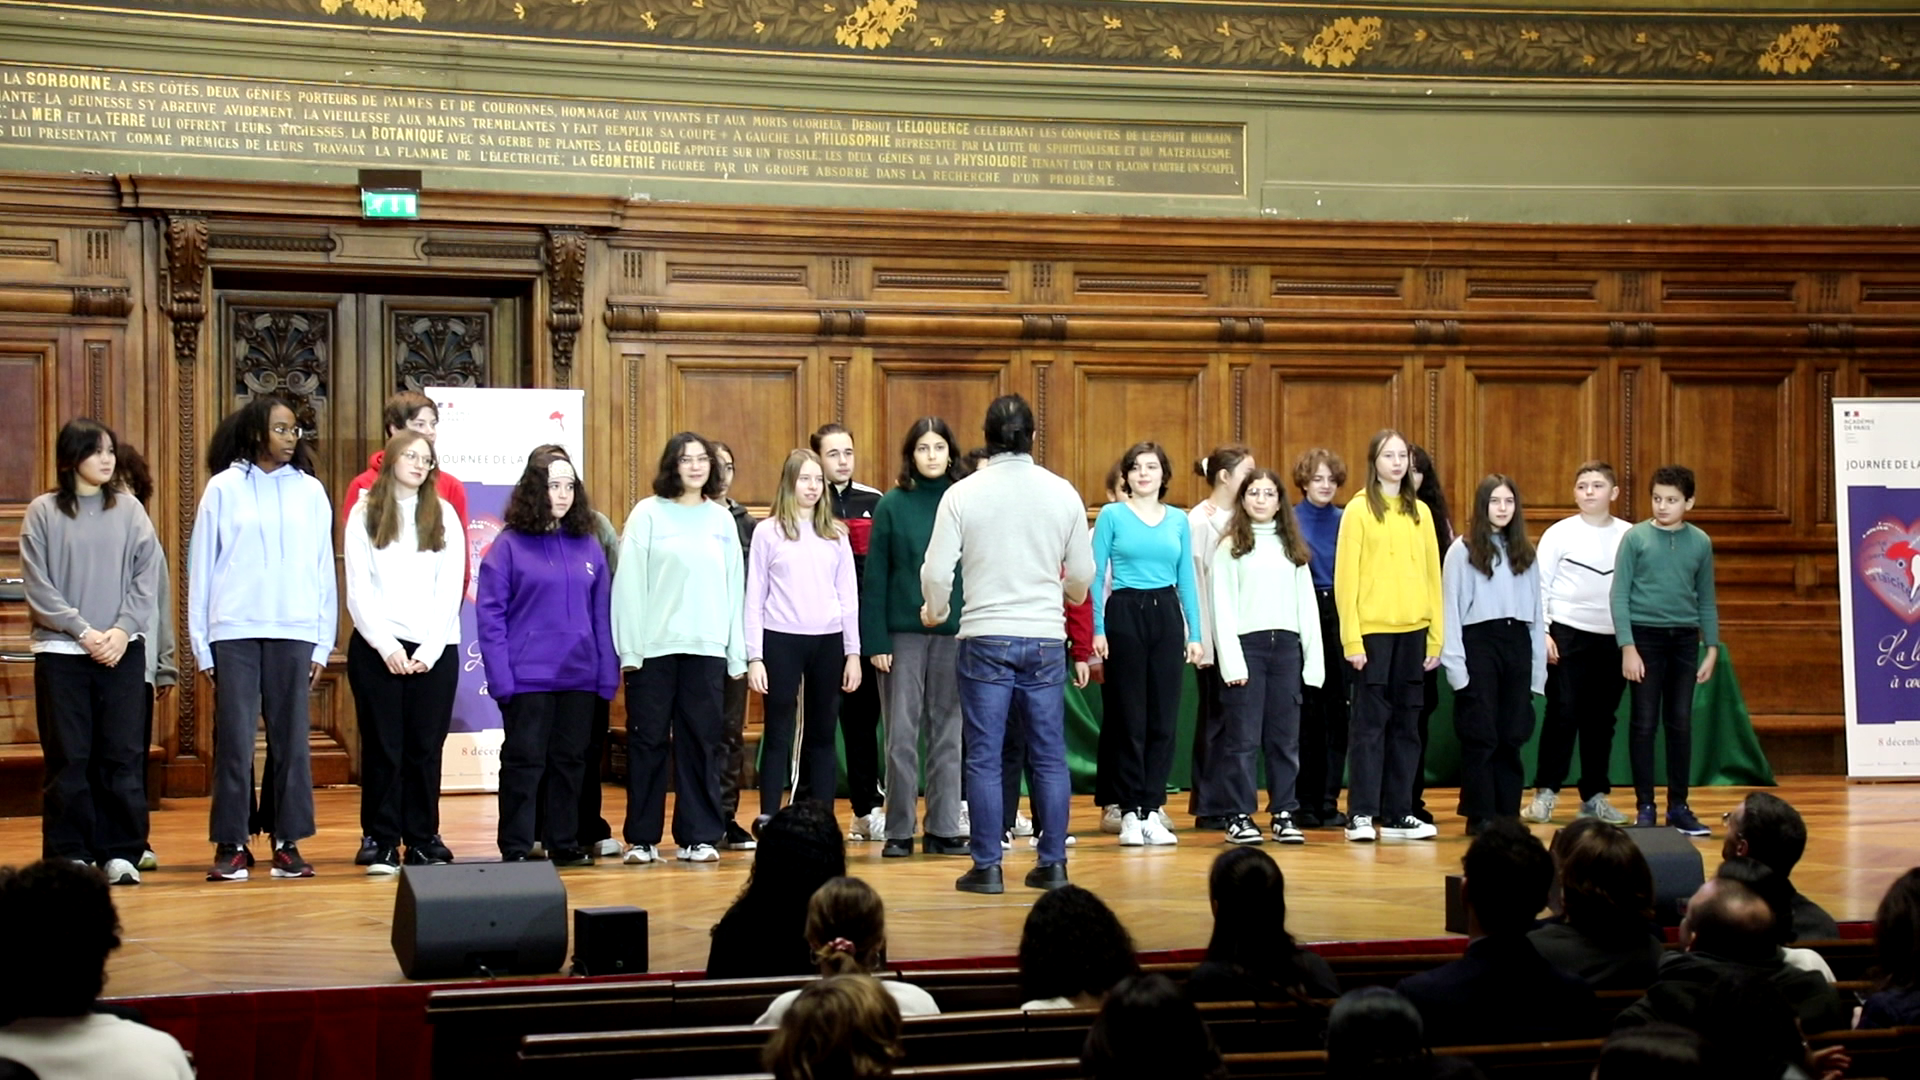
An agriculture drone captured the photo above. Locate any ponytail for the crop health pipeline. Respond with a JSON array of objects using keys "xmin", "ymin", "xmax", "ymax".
[{"xmin": 805, "ymin": 876, "xmax": 887, "ymax": 977}]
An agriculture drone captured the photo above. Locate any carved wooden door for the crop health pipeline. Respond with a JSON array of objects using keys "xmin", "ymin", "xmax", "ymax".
[{"xmin": 212, "ymin": 287, "xmax": 520, "ymax": 785}]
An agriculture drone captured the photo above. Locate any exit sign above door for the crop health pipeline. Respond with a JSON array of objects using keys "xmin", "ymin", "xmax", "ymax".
[{"xmin": 361, "ymin": 190, "xmax": 418, "ymax": 219}]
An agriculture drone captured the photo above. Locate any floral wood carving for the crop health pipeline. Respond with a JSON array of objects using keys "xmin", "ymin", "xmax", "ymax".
[
  {"xmin": 161, "ymin": 212, "xmax": 207, "ymax": 758},
  {"xmin": 545, "ymin": 226, "xmax": 586, "ymax": 389},
  {"xmin": 395, "ymin": 311, "xmax": 488, "ymax": 390},
  {"xmin": 233, "ymin": 307, "xmax": 331, "ymax": 436}
]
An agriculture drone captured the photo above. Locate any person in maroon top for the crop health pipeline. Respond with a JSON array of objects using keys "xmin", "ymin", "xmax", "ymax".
[{"xmin": 811, "ymin": 423, "xmax": 886, "ymax": 840}]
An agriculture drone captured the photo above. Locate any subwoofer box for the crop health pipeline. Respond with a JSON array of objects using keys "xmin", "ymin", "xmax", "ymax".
[{"xmin": 392, "ymin": 861, "xmax": 568, "ymax": 980}]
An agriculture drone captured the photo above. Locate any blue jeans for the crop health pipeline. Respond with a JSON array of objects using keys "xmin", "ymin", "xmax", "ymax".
[{"xmin": 957, "ymin": 636, "xmax": 1069, "ymax": 869}]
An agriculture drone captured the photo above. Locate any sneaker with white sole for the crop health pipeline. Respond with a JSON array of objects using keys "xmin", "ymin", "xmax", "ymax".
[
  {"xmin": 1117, "ymin": 811, "xmax": 1147, "ymax": 846},
  {"xmin": 1379, "ymin": 816, "xmax": 1439, "ymax": 840},
  {"xmin": 1013, "ymin": 811, "xmax": 1034, "ymax": 837},
  {"xmin": 1141, "ymin": 811, "xmax": 1178, "ymax": 846},
  {"xmin": 1002, "ymin": 829, "xmax": 1014, "ymax": 849},
  {"xmin": 528, "ymin": 842, "xmax": 546, "ymax": 860},
  {"xmin": 366, "ymin": 846, "xmax": 401, "ymax": 876},
  {"xmin": 1579, "ymin": 793, "xmax": 1630, "ymax": 825},
  {"xmin": 623, "ymin": 844, "xmax": 658, "ymax": 864},
  {"xmin": 677, "ymin": 844, "xmax": 719, "ymax": 863},
  {"xmin": 1522, "ymin": 788, "xmax": 1558, "ymax": 824},
  {"xmin": 137, "ymin": 849, "xmax": 158, "ymax": 872},
  {"xmin": 847, "ymin": 808, "xmax": 885, "ymax": 842},
  {"xmin": 956, "ymin": 801, "xmax": 971, "ymax": 834},
  {"xmin": 1272, "ymin": 813, "xmax": 1306, "ymax": 845},
  {"xmin": 103, "ymin": 858, "xmax": 140, "ymax": 885},
  {"xmin": 1345, "ymin": 815, "xmax": 1378, "ymax": 842},
  {"xmin": 1028, "ymin": 832, "xmax": 1078, "ymax": 848},
  {"xmin": 1154, "ymin": 808, "xmax": 1176, "ymax": 833},
  {"xmin": 1100, "ymin": 805, "xmax": 1124, "ymax": 834},
  {"xmin": 592, "ymin": 837, "xmax": 624, "ymax": 857},
  {"xmin": 1224, "ymin": 815, "xmax": 1263, "ymax": 845}
]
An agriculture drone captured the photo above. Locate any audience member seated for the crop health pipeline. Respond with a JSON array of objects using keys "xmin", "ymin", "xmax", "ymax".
[
  {"xmin": 0, "ymin": 861, "xmax": 194, "ymax": 1080},
  {"xmin": 763, "ymin": 974, "xmax": 902, "ymax": 1080},
  {"xmin": 1017, "ymin": 884, "xmax": 1140, "ymax": 1011},
  {"xmin": 1616, "ymin": 877, "xmax": 1851, "ymax": 1035},
  {"xmin": 1591, "ymin": 1023, "xmax": 1705, "ymax": 1080},
  {"xmin": 1860, "ymin": 866, "xmax": 1920, "ymax": 1029},
  {"xmin": 1185, "ymin": 847, "xmax": 1339, "ymax": 1003},
  {"xmin": 1691, "ymin": 972, "xmax": 1850, "ymax": 1080},
  {"xmin": 1527, "ymin": 820, "xmax": 1664, "ymax": 990},
  {"xmin": 1396, "ymin": 819, "xmax": 1598, "ymax": 1044},
  {"xmin": 1325, "ymin": 988, "xmax": 1486, "ymax": 1080},
  {"xmin": 1081, "ymin": 974, "xmax": 1226, "ymax": 1080},
  {"xmin": 708, "ymin": 800, "xmax": 847, "ymax": 979},
  {"xmin": 1721, "ymin": 792, "xmax": 1839, "ymax": 942},
  {"xmin": 755, "ymin": 877, "xmax": 940, "ymax": 1026},
  {"xmin": 1715, "ymin": 857, "xmax": 1836, "ymax": 981}
]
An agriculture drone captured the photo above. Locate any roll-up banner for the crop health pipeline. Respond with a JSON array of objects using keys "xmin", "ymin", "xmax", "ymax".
[{"xmin": 1833, "ymin": 397, "xmax": 1920, "ymax": 780}]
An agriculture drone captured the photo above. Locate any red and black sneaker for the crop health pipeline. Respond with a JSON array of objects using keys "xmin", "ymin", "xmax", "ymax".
[
  {"xmin": 270, "ymin": 842, "xmax": 315, "ymax": 879},
  {"xmin": 207, "ymin": 844, "xmax": 250, "ymax": 882}
]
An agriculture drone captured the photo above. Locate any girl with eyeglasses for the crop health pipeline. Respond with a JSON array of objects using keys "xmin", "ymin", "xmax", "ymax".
[
  {"xmin": 344, "ymin": 431, "xmax": 466, "ymax": 873},
  {"xmin": 191, "ymin": 395, "xmax": 337, "ymax": 881}
]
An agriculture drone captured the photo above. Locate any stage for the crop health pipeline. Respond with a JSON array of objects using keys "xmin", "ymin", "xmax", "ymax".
[{"xmin": 0, "ymin": 775, "xmax": 1896, "ymax": 1000}]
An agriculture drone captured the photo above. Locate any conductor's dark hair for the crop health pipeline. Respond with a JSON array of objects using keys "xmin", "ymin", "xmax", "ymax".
[
  {"xmin": 1018, "ymin": 884, "xmax": 1139, "ymax": 1003},
  {"xmin": 53, "ymin": 418, "xmax": 118, "ymax": 518},
  {"xmin": 982, "ymin": 395, "xmax": 1035, "ymax": 457},
  {"xmin": 1081, "ymin": 973, "xmax": 1226, "ymax": 1080},
  {"xmin": 653, "ymin": 432, "xmax": 726, "ymax": 500}
]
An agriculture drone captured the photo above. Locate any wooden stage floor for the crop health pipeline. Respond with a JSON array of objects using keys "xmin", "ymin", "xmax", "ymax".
[{"xmin": 0, "ymin": 776, "xmax": 1907, "ymax": 1000}]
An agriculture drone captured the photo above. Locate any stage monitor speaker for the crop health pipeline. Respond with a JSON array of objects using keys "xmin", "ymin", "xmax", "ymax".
[
  {"xmin": 392, "ymin": 862, "xmax": 568, "ymax": 980},
  {"xmin": 1626, "ymin": 826, "xmax": 1706, "ymax": 928},
  {"xmin": 571, "ymin": 906, "xmax": 648, "ymax": 976}
]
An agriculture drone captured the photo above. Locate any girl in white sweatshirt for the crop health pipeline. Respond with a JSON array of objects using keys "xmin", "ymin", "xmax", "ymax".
[
  {"xmin": 1210, "ymin": 468, "xmax": 1324, "ymax": 846},
  {"xmin": 344, "ymin": 431, "xmax": 466, "ymax": 873}
]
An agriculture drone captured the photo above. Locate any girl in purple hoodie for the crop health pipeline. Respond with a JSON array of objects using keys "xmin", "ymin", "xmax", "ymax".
[{"xmin": 477, "ymin": 448, "xmax": 618, "ymax": 865}]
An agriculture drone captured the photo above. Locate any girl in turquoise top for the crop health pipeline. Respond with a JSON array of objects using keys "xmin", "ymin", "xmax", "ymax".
[{"xmin": 1091, "ymin": 441, "xmax": 1204, "ymax": 847}]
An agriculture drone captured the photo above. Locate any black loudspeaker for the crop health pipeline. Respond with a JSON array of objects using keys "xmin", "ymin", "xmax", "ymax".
[
  {"xmin": 1444, "ymin": 874, "xmax": 1469, "ymax": 935},
  {"xmin": 1625, "ymin": 826, "xmax": 1707, "ymax": 928},
  {"xmin": 571, "ymin": 906, "xmax": 648, "ymax": 976},
  {"xmin": 391, "ymin": 862, "xmax": 569, "ymax": 979}
]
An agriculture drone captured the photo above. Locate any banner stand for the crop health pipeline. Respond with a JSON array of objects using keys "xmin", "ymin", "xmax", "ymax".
[{"xmin": 1832, "ymin": 397, "xmax": 1920, "ymax": 781}]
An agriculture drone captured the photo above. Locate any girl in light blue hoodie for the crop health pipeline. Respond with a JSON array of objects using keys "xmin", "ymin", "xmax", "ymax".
[{"xmin": 189, "ymin": 396, "xmax": 336, "ymax": 882}]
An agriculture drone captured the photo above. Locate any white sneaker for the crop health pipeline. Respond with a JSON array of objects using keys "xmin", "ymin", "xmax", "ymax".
[
  {"xmin": 1013, "ymin": 811, "xmax": 1034, "ymax": 837},
  {"xmin": 1345, "ymin": 815, "xmax": 1378, "ymax": 842},
  {"xmin": 1118, "ymin": 811, "xmax": 1147, "ymax": 846},
  {"xmin": 1101, "ymin": 805, "xmax": 1124, "ymax": 834},
  {"xmin": 1379, "ymin": 816, "xmax": 1440, "ymax": 840},
  {"xmin": 847, "ymin": 808, "xmax": 885, "ymax": 841},
  {"xmin": 592, "ymin": 837, "xmax": 624, "ymax": 857},
  {"xmin": 1028, "ymin": 832, "xmax": 1077, "ymax": 847},
  {"xmin": 1154, "ymin": 808, "xmax": 1176, "ymax": 833},
  {"xmin": 957, "ymin": 801, "xmax": 971, "ymax": 834},
  {"xmin": 1272, "ymin": 813, "xmax": 1306, "ymax": 845},
  {"xmin": 103, "ymin": 858, "xmax": 140, "ymax": 885},
  {"xmin": 1225, "ymin": 815, "xmax": 1264, "ymax": 845},
  {"xmin": 529, "ymin": 842, "xmax": 546, "ymax": 859},
  {"xmin": 137, "ymin": 849, "xmax": 158, "ymax": 871},
  {"xmin": 1142, "ymin": 812, "xmax": 1179, "ymax": 846},
  {"xmin": 622, "ymin": 844, "xmax": 658, "ymax": 864},
  {"xmin": 1579, "ymin": 793, "xmax": 1631, "ymax": 826},
  {"xmin": 1522, "ymin": 788, "xmax": 1558, "ymax": 824},
  {"xmin": 677, "ymin": 844, "xmax": 719, "ymax": 863}
]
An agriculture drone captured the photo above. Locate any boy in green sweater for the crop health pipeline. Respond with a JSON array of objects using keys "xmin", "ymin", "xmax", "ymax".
[{"xmin": 1610, "ymin": 464, "xmax": 1719, "ymax": 837}]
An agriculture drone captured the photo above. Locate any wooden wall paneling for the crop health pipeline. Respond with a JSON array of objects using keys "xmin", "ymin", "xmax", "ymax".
[
  {"xmin": 1073, "ymin": 354, "xmax": 1208, "ymax": 506},
  {"xmin": 1461, "ymin": 273, "xmax": 1603, "ymax": 312},
  {"xmin": 1265, "ymin": 358, "xmax": 1404, "ymax": 498},
  {"xmin": 870, "ymin": 352, "xmax": 1010, "ymax": 464},
  {"xmin": 664, "ymin": 345, "xmax": 811, "ymax": 508},
  {"xmin": 1265, "ymin": 266, "xmax": 1409, "ymax": 313},
  {"xmin": 660, "ymin": 251, "xmax": 812, "ymax": 301},
  {"xmin": 1657, "ymin": 272, "xmax": 1801, "ymax": 314},
  {"xmin": 1070, "ymin": 261, "xmax": 1215, "ymax": 309},
  {"xmin": 1658, "ymin": 360, "xmax": 1796, "ymax": 525},
  {"xmin": 1856, "ymin": 362, "xmax": 1920, "ymax": 400},
  {"xmin": 1460, "ymin": 358, "xmax": 1602, "ymax": 522},
  {"xmin": 868, "ymin": 258, "xmax": 1012, "ymax": 307},
  {"xmin": 1418, "ymin": 355, "xmax": 1454, "ymax": 511},
  {"xmin": 0, "ymin": 335, "xmax": 57, "ymax": 747}
]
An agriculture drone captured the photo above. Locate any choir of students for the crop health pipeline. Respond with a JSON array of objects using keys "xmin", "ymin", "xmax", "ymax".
[{"xmin": 18, "ymin": 388, "xmax": 1728, "ymax": 883}]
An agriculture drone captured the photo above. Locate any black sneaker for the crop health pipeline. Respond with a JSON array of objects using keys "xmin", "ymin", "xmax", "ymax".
[
  {"xmin": 353, "ymin": 835, "xmax": 380, "ymax": 866},
  {"xmin": 1292, "ymin": 808, "xmax": 1323, "ymax": 829},
  {"xmin": 922, "ymin": 833, "xmax": 971, "ymax": 856},
  {"xmin": 271, "ymin": 842, "xmax": 314, "ymax": 878},
  {"xmin": 549, "ymin": 848, "xmax": 593, "ymax": 867},
  {"xmin": 405, "ymin": 837, "xmax": 455, "ymax": 865},
  {"xmin": 367, "ymin": 845, "xmax": 401, "ymax": 876},
  {"xmin": 1318, "ymin": 809, "xmax": 1350, "ymax": 829},
  {"xmin": 882, "ymin": 837, "xmax": 914, "ymax": 858},
  {"xmin": 955, "ymin": 865, "xmax": 1004, "ymax": 894},
  {"xmin": 722, "ymin": 821, "xmax": 757, "ymax": 851},
  {"xmin": 207, "ymin": 844, "xmax": 250, "ymax": 882}
]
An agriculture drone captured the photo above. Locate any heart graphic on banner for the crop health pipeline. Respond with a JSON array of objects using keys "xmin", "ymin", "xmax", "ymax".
[{"xmin": 1858, "ymin": 518, "xmax": 1920, "ymax": 623}]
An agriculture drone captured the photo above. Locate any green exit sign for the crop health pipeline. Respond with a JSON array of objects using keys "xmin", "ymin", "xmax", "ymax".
[{"xmin": 361, "ymin": 190, "xmax": 418, "ymax": 219}]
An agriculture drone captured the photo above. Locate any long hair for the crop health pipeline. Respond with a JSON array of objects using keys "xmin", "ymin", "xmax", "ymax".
[
  {"xmin": 1360, "ymin": 430, "xmax": 1421, "ymax": 524},
  {"xmin": 807, "ymin": 876, "xmax": 887, "ymax": 977},
  {"xmin": 1408, "ymin": 443, "xmax": 1451, "ymax": 549},
  {"xmin": 1204, "ymin": 847, "xmax": 1308, "ymax": 998},
  {"xmin": 1464, "ymin": 473, "xmax": 1536, "ymax": 578},
  {"xmin": 1556, "ymin": 821, "xmax": 1656, "ymax": 944},
  {"xmin": 771, "ymin": 449, "xmax": 842, "ymax": 542},
  {"xmin": 654, "ymin": 431, "xmax": 726, "ymax": 500},
  {"xmin": 896, "ymin": 416, "xmax": 965, "ymax": 490},
  {"xmin": 113, "ymin": 442, "xmax": 155, "ymax": 507},
  {"xmin": 1194, "ymin": 444, "xmax": 1253, "ymax": 489},
  {"xmin": 715, "ymin": 800, "xmax": 846, "ymax": 952},
  {"xmin": 53, "ymin": 418, "xmax": 118, "ymax": 518},
  {"xmin": 1873, "ymin": 867, "xmax": 1920, "ymax": 990},
  {"xmin": 1224, "ymin": 468, "xmax": 1311, "ymax": 564},
  {"xmin": 501, "ymin": 447, "xmax": 595, "ymax": 536},
  {"xmin": 364, "ymin": 431, "xmax": 447, "ymax": 552},
  {"xmin": 1018, "ymin": 884, "xmax": 1139, "ymax": 1002},
  {"xmin": 205, "ymin": 395, "xmax": 315, "ymax": 476},
  {"xmin": 762, "ymin": 974, "xmax": 903, "ymax": 1080}
]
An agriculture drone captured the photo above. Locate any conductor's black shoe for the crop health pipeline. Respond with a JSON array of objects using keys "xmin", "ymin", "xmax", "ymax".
[
  {"xmin": 882, "ymin": 837, "xmax": 914, "ymax": 858},
  {"xmin": 923, "ymin": 834, "xmax": 970, "ymax": 856},
  {"xmin": 955, "ymin": 865, "xmax": 1004, "ymax": 894},
  {"xmin": 1025, "ymin": 863, "xmax": 1069, "ymax": 890}
]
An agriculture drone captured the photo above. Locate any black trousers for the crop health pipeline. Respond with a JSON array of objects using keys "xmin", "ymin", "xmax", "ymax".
[
  {"xmin": 36, "ymin": 644, "xmax": 148, "ymax": 864},
  {"xmin": 1454, "ymin": 620, "xmax": 1538, "ymax": 823},
  {"xmin": 212, "ymin": 638, "xmax": 315, "ymax": 846},
  {"xmin": 496, "ymin": 690, "xmax": 597, "ymax": 857},
  {"xmin": 1628, "ymin": 625, "xmax": 1700, "ymax": 808},
  {"xmin": 1532, "ymin": 624, "xmax": 1626, "ymax": 801},
  {"xmin": 624, "ymin": 655, "xmax": 727, "ymax": 848},
  {"xmin": 760, "ymin": 631, "xmax": 844, "ymax": 817},
  {"xmin": 1412, "ymin": 668, "xmax": 1439, "ymax": 814},
  {"xmin": 1187, "ymin": 666, "xmax": 1231, "ymax": 818},
  {"xmin": 721, "ymin": 673, "xmax": 749, "ymax": 820},
  {"xmin": 1218, "ymin": 629, "xmax": 1306, "ymax": 817},
  {"xmin": 1093, "ymin": 675, "xmax": 1122, "ymax": 809},
  {"xmin": 1296, "ymin": 589, "xmax": 1349, "ymax": 816},
  {"xmin": 838, "ymin": 655, "xmax": 882, "ymax": 816},
  {"xmin": 1346, "ymin": 629, "xmax": 1426, "ymax": 821},
  {"xmin": 535, "ymin": 695, "xmax": 614, "ymax": 847},
  {"xmin": 1103, "ymin": 587, "xmax": 1187, "ymax": 811},
  {"xmin": 347, "ymin": 634, "xmax": 458, "ymax": 848}
]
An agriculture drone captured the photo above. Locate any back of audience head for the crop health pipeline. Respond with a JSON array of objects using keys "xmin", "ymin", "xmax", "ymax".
[
  {"xmin": 1692, "ymin": 971, "xmax": 1813, "ymax": 1078},
  {"xmin": 1714, "ymin": 856, "xmax": 1795, "ymax": 947},
  {"xmin": 1018, "ymin": 884, "xmax": 1139, "ymax": 1004},
  {"xmin": 723, "ymin": 801, "xmax": 846, "ymax": 921},
  {"xmin": 0, "ymin": 860, "xmax": 118, "ymax": 1019},
  {"xmin": 808, "ymin": 876, "xmax": 886, "ymax": 977},
  {"xmin": 1680, "ymin": 878, "xmax": 1776, "ymax": 963},
  {"xmin": 1555, "ymin": 820, "xmax": 1656, "ymax": 942},
  {"xmin": 1326, "ymin": 987, "xmax": 1428, "ymax": 1079},
  {"xmin": 1723, "ymin": 791, "xmax": 1810, "ymax": 880},
  {"xmin": 1081, "ymin": 973, "xmax": 1226, "ymax": 1080},
  {"xmin": 1875, "ymin": 867, "xmax": 1920, "ymax": 990},
  {"xmin": 1592, "ymin": 1023, "xmax": 1705, "ymax": 1080},
  {"xmin": 1461, "ymin": 818, "xmax": 1553, "ymax": 936},
  {"xmin": 763, "ymin": 973, "xmax": 902, "ymax": 1080},
  {"xmin": 1206, "ymin": 847, "xmax": 1303, "ymax": 986}
]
